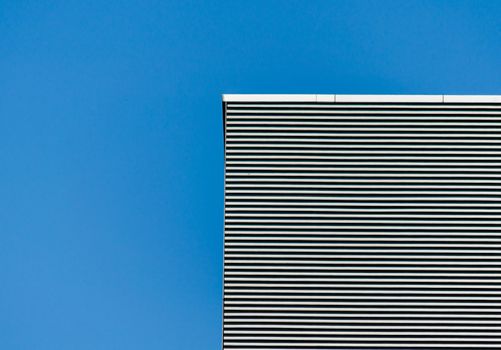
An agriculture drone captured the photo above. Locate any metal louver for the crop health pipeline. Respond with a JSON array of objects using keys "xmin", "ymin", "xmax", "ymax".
[{"xmin": 222, "ymin": 94, "xmax": 501, "ymax": 349}]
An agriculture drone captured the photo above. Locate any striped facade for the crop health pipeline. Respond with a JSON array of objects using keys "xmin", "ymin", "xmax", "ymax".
[{"xmin": 222, "ymin": 94, "xmax": 501, "ymax": 349}]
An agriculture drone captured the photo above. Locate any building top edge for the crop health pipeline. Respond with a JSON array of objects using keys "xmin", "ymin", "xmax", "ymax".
[{"xmin": 222, "ymin": 94, "xmax": 501, "ymax": 103}]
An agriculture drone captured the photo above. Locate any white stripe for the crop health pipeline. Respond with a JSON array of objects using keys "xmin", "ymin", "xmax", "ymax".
[
  {"xmin": 227, "ymin": 143, "xmax": 501, "ymax": 148},
  {"xmin": 225, "ymin": 260, "xmax": 501, "ymax": 265},
  {"xmin": 223, "ymin": 344, "xmax": 501, "ymax": 348},
  {"xmin": 227, "ymin": 138, "xmax": 501, "ymax": 143},
  {"xmin": 224, "ymin": 330, "xmax": 501, "ymax": 335},
  {"xmin": 226, "ymin": 183, "xmax": 501, "ymax": 189},
  {"xmin": 226, "ymin": 219, "xmax": 501, "ymax": 224},
  {"xmin": 227, "ymin": 126, "xmax": 501, "ymax": 132},
  {"xmin": 224, "ymin": 289, "xmax": 501, "ymax": 294},
  {"xmin": 227, "ymin": 109, "xmax": 501, "ymax": 115},
  {"xmin": 224, "ymin": 312, "xmax": 501, "ymax": 317},
  {"xmin": 227, "ymin": 166, "xmax": 501, "ymax": 171},
  {"xmin": 227, "ymin": 190, "xmax": 501, "ymax": 195},
  {"xmin": 224, "ymin": 335, "xmax": 501, "ymax": 341},
  {"xmin": 225, "ymin": 213, "xmax": 501, "ymax": 218},
  {"xmin": 226, "ymin": 161, "xmax": 501, "ymax": 166},
  {"xmin": 225, "ymin": 236, "xmax": 501, "ymax": 242},
  {"xmin": 226, "ymin": 295, "xmax": 501, "ymax": 300},
  {"xmin": 225, "ymin": 275, "xmax": 501, "ymax": 288},
  {"xmin": 224, "ymin": 325, "xmax": 501, "ymax": 330},
  {"xmin": 227, "ymin": 102, "xmax": 501, "ymax": 108},
  {"xmin": 225, "ymin": 242, "xmax": 501, "ymax": 248},
  {"xmin": 225, "ymin": 254, "xmax": 501, "ymax": 259},
  {"xmin": 227, "ymin": 114, "xmax": 501, "ymax": 119},
  {"xmin": 227, "ymin": 154, "xmax": 501, "ymax": 160},
  {"xmin": 225, "ymin": 301, "xmax": 501, "ymax": 306},
  {"xmin": 226, "ymin": 149, "xmax": 501, "ymax": 154}
]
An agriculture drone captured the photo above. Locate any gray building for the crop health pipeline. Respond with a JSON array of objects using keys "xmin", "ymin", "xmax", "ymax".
[{"xmin": 222, "ymin": 94, "xmax": 501, "ymax": 349}]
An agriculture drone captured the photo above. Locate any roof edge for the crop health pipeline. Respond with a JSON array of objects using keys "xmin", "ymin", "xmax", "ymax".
[{"xmin": 222, "ymin": 94, "xmax": 501, "ymax": 103}]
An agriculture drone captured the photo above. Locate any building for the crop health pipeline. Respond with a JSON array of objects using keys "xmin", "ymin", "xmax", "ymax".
[{"xmin": 222, "ymin": 94, "xmax": 501, "ymax": 349}]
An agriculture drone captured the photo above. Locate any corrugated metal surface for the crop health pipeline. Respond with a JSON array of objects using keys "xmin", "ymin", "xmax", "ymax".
[{"xmin": 222, "ymin": 96, "xmax": 501, "ymax": 349}]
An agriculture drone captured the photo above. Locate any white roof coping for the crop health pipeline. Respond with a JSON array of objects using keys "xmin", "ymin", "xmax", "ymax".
[
  {"xmin": 443, "ymin": 95, "xmax": 501, "ymax": 103},
  {"xmin": 336, "ymin": 94, "xmax": 443, "ymax": 103},
  {"xmin": 223, "ymin": 94, "xmax": 317, "ymax": 102},
  {"xmin": 222, "ymin": 94, "xmax": 501, "ymax": 103}
]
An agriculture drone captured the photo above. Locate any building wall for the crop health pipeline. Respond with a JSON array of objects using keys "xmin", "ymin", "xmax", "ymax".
[{"xmin": 222, "ymin": 95, "xmax": 501, "ymax": 349}]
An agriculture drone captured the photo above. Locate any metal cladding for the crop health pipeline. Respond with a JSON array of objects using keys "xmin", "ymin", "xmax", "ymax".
[{"xmin": 222, "ymin": 95, "xmax": 501, "ymax": 349}]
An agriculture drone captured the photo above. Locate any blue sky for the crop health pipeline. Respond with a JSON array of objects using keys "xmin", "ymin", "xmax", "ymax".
[{"xmin": 0, "ymin": 1, "xmax": 500, "ymax": 349}]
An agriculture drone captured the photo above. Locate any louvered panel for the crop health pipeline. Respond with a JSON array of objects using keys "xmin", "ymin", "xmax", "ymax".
[{"xmin": 222, "ymin": 95, "xmax": 501, "ymax": 350}]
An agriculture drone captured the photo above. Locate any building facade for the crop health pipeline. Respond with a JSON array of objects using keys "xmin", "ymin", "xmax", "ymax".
[{"xmin": 222, "ymin": 94, "xmax": 501, "ymax": 349}]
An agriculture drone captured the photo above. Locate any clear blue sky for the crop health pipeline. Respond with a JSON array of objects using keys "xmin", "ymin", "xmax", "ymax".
[{"xmin": 0, "ymin": 1, "xmax": 500, "ymax": 349}]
